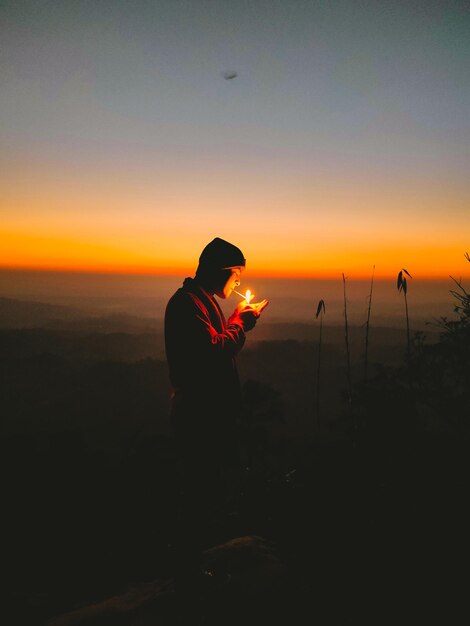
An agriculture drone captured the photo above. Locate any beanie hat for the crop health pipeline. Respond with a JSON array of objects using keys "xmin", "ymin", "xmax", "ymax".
[{"xmin": 198, "ymin": 237, "xmax": 246, "ymax": 270}]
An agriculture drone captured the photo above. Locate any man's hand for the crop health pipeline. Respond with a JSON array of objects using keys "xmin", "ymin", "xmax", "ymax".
[
  {"xmin": 249, "ymin": 299, "xmax": 269, "ymax": 314},
  {"xmin": 228, "ymin": 299, "xmax": 269, "ymax": 332},
  {"xmin": 234, "ymin": 299, "xmax": 269, "ymax": 314}
]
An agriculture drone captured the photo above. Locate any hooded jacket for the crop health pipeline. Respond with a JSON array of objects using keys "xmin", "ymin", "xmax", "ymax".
[{"xmin": 164, "ymin": 277, "xmax": 246, "ymax": 440}]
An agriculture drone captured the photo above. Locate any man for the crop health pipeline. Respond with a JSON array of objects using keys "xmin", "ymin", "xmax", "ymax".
[{"xmin": 164, "ymin": 237, "xmax": 268, "ymax": 607}]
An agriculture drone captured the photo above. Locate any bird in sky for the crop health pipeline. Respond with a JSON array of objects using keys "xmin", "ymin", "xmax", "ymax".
[{"xmin": 223, "ymin": 70, "xmax": 238, "ymax": 80}]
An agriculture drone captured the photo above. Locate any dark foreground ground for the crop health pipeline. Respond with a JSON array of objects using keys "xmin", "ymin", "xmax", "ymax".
[
  {"xmin": 5, "ymin": 427, "xmax": 470, "ymax": 626},
  {"xmin": 2, "ymin": 316, "xmax": 469, "ymax": 625}
]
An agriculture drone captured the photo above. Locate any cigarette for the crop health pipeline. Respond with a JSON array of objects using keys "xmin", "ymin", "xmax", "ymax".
[{"xmin": 233, "ymin": 289, "xmax": 255, "ymax": 305}]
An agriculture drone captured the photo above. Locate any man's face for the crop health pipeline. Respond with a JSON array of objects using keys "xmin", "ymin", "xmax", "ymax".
[{"xmin": 216, "ymin": 267, "xmax": 243, "ymax": 299}]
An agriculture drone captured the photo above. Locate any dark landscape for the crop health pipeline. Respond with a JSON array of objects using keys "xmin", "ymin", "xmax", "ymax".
[{"xmin": 2, "ymin": 279, "xmax": 469, "ymax": 625}]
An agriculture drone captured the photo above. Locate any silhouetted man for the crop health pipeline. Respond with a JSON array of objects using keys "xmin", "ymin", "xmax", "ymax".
[{"xmin": 164, "ymin": 237, "xmax": 268, "ymax": 612}]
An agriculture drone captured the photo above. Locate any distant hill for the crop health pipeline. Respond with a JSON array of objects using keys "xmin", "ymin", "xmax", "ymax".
[
  {"xmin": 0, "ymin": 296, "xmax": 441, "ymax": 369},
  {"xmin": 248, "ymin": 321, "xmax": 439, "ymax": 355},
  {"xmin": 0, "ymin": 328, "xmax": 165, "ymax": 362},
  {"xmin": 0, "ymin": 297, "xmax": 160, "ymax": 333},
  {"xmin": 0, "ymin": 297, "xmax": 84, "ymax": 327}
]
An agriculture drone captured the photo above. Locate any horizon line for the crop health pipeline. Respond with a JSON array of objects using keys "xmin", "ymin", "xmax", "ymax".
[{"xmin": 0, "ymin": 264, "xmax": 463, "ymax": 282}]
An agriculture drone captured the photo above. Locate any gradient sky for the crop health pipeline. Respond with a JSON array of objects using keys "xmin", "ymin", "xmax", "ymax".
[{"xmin": 1, "ymin": 0, "xmax": 469, "ymax": 278}]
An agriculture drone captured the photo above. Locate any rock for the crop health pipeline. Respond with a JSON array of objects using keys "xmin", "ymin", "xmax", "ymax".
[{"xmin": 47, "ymin": 535, "xmax": 285, "ymax": 626}]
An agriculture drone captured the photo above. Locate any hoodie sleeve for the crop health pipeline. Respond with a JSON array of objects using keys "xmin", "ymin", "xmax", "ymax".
[
  {"xmin": 164, "ymin": 290, "xmax": 246, "ymax": 394},
  {"xmin": 172, "ymin": 291, "xmax": 245, "ymax": 356}
]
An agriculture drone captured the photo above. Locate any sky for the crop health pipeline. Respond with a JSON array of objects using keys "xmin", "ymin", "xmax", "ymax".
[{"xmin": 1, "ymin": 0, "xmax": 469, "ymax": 279}]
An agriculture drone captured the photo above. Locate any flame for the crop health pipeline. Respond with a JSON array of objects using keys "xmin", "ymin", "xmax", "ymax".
[{"xmin": 232, "ymin": 288, "xmax": 254, "ymax": 303}]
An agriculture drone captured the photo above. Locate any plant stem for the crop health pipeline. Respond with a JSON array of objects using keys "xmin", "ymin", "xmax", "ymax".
[
  {"xmin": 404, "ymin": 290, "xmax": 410, "ymax": 364},
  {"xmin": 364, "ymin": 264, "xmax": 375, "ymax": 381},
  {"xmin": 316, "ymin": 311, "xmax": 323, "ymax": 423},
  {"xmin": 342, "ymin": 273, "xmax": 352, "ymax": 407}
]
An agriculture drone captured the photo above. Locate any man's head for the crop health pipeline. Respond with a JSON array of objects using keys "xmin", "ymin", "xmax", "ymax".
[{"xmin": 195, "ymin": 237, "xmax": 245, "ymax": 298}]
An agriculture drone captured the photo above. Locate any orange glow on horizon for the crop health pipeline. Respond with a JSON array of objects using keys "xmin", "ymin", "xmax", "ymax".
[
  {"xmin": 1, "ymin": 226, "xmax": 468, "ymax": 281},
  {"xmin": 1, "ymin": 257, "xmax": 468, "ymax": 281},
  {"xmin": 2, "ymin": 157, "xmax": 469, "ymax": 283}
]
